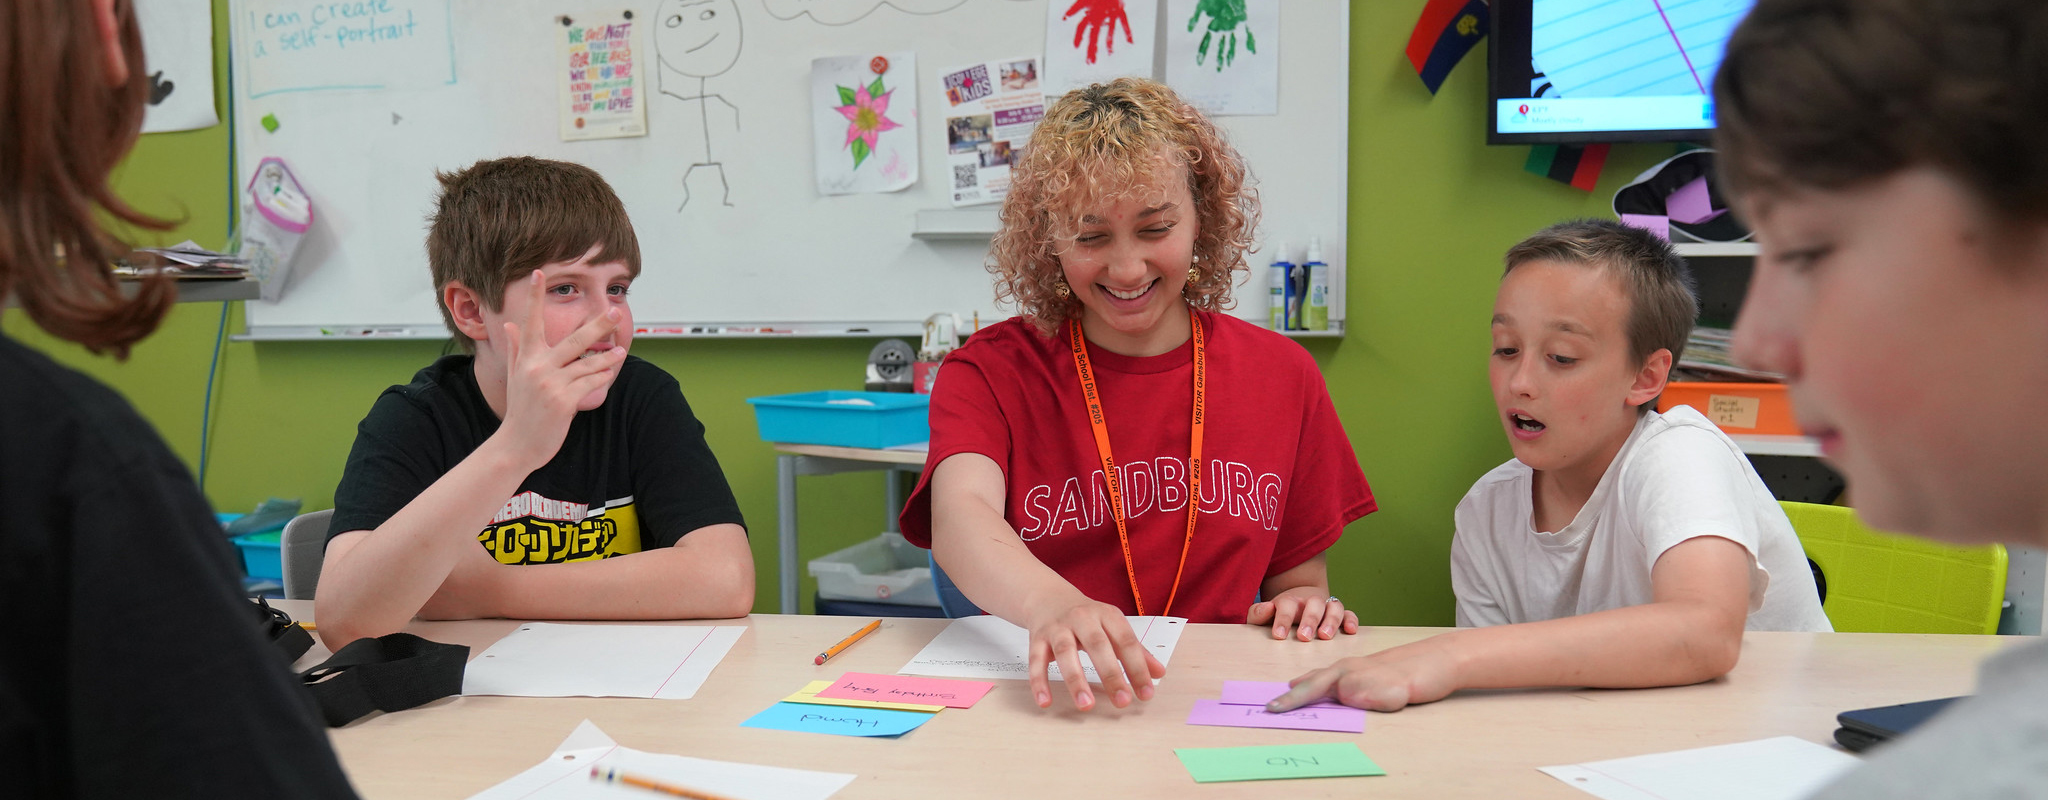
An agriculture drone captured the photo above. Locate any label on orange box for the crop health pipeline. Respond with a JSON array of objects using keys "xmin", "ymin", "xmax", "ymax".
[{"xmin": 1708, "ymin": 394, "xmax": 1761, "ymax": 429}]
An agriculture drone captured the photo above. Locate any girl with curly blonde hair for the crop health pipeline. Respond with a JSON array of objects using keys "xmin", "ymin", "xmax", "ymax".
[{"xmin": 899, "ymin": 78, "xmax": 1377, "ymax": 713}]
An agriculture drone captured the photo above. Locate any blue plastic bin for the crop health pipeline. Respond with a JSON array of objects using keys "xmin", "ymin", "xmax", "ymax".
[
  {"xmin": 747, "ymin": 391, "xmax": 929, "ymax": 449},
  {"xmin": 233, "ymin": 532, "xmax": 285, "ymax": 581},
  {"xmin": 218, "ymin": 512, "xmax": 289, "ymax": 581}
]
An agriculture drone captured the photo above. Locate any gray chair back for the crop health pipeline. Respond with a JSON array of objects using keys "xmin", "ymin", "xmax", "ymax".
[{"xmin": 280, "ymin": 509, "xmax": 333, "ymax": 600}]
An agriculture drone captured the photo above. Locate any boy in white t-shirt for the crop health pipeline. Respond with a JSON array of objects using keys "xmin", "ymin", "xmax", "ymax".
[{"xmin": 1270, "ymin": 219, "xmax": 1829, "ymax": 712}]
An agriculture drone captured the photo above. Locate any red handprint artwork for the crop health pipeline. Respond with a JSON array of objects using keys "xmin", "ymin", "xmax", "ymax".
[{"xmin": 1063, "ymin": 0, "xmax": 1133, "ymax": 65}]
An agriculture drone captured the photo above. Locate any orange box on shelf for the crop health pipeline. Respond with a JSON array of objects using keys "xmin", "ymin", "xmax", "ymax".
[{"xmin": 1657, "ymin": 381, "xmax": 1803, "ymax": 436}]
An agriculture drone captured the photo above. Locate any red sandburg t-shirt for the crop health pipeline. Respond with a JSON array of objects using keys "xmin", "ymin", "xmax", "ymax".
[{"xmin": 900, "ymin": 310, "xmax": 1376, "ymax": 624}]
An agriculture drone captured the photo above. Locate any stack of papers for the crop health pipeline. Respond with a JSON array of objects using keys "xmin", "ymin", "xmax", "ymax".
[
  {"xmin": 461, "ymin": 623, "xmax": 747, "ymax": 700},
  {"xmin": 1677, "ymin": 326, "xmax": 1785, "ymax": 382},
  {"xmin": 1540, "ymin": 736, "xmax": 1858, "ymax": 800},
  {"xmin": 1185, "ymin": 680, "xmax": 1366, "ymax": 734},
  {"xmin": 120, "ymin": 240, "xmax": 250, "ymax": 279},
  {"xmin": 740, "ymin": 672, "xmax": 993, "ymax": 739},
  {"xmin": 468, "ymin": 721, "xmax": 855, "ymax": 800},
  {"xmin": 899, "ymin": 614, "xmax": 1187, "ymax": 682}
]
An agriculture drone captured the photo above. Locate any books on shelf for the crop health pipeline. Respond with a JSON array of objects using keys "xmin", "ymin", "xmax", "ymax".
[{"xmin": 1676, "ymin": 325, "xmax": 1784, "ymax": 382}]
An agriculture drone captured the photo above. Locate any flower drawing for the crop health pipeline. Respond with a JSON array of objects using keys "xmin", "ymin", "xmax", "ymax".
[{"xmin": 835, "ymin": 76, "xmax": 901, "ymax": 170}]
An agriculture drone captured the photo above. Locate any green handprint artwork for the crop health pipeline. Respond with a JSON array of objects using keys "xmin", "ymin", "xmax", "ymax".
[{"xmin": 1188, "ymin": 0, "xmax": 1255, "ymax": 71}]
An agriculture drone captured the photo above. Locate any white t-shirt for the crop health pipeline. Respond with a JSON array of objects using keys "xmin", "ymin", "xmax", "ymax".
[{"xmin": 1450, "ymin": 405, "xmax": 1833, "ymax": 632}]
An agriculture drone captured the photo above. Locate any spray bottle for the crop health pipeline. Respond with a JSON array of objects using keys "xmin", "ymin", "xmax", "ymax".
[
  {"xmin": 1304, "ymin": 237, "xmax": 1330, "ymax": 331},
  {"xmin": 1267, "ymin": 240, "xmax": 1291, "ymax": 331}
]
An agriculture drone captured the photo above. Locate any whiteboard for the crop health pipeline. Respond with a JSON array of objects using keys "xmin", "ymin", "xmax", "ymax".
[{"xmin": 230, "ymin": 0, "xmax": 1348, "ymax": 338}]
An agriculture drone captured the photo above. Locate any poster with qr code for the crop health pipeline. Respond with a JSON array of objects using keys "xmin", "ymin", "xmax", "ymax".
[{"xmin": 941, "ymin": 57, "xmax": 1043, "ymax": 206}]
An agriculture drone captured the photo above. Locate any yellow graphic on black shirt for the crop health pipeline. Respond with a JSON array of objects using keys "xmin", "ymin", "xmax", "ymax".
[{"xmin": 477, "ymin": 501, "xmax": 643, "ymax": 565}]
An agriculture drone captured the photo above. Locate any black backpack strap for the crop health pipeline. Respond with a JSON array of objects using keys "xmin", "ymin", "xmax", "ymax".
[
  {"xmin": 251, "ymin": 597, "xmax": 314, "ymax": 662},
  {"xmin": 298, "ymin": 633, "xmax": 469, "ymax": 727}
]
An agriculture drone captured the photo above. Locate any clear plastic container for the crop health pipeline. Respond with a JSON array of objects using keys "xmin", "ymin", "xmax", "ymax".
[{"xmin": 807, "ymin": 532, "xmax": 940, "ymax": 607}]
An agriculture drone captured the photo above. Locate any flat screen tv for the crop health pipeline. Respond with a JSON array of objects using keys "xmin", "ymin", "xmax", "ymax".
[{"xmin": 1489, "ymin": 0, "xmax": 1756, "ymax": 144}]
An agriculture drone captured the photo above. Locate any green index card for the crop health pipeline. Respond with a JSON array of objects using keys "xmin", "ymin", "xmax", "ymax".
[{"xmin": 1173, "ymin": 742, "xmax": 1385, "ymax": 783}]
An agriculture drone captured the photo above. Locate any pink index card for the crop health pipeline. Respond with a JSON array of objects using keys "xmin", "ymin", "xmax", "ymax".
[
  {"xmin": 814, "ymin": 672, "xmax": 994, "ymax": 709},
  {"xmin": 1187, "ymin": 699, "xmax": 1367, "ymax": 734},
  {"xmin": 1218, "ymin": 681, "xmax": 1346, "ymax": 710},
  {"xmin": 1665, "ymin": 176, "xmax": 1726, "ymax": 224},
  {"xmin": 1621, "ymin": 213, "xmax": 1671, "ymax": 240}
]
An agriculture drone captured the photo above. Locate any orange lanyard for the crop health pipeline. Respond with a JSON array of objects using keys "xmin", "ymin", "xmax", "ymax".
[{"xmin": 1066, "ymin": 313, "xmax": 1205, "ymax": 617}]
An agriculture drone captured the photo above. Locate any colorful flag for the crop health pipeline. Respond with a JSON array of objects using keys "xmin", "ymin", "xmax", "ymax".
[
  {"xmin": 1525, "ymin": 143, "xmax": 1611, "ymax": 192},
  {"xmin": 1405, "ymin": 0, "xmax": 1488, "ymax": 95}
]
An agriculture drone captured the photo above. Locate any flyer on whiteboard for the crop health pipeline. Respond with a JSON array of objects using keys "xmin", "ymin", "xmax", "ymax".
[
  {"xmin": 557, "ymin": 12, "xmax": 648, "ymax": 141},
  {"xmin": 941, "ymin": 57, "xmax": 1044, "ymax": 207}
]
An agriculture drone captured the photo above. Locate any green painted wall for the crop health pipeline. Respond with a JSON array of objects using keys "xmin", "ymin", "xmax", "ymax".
[{"xmin": 6, "ymin": 3, "xmax": 1679, "ymax": 624}]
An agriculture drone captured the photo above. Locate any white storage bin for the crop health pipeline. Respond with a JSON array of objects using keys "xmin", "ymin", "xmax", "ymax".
[{"xmin": 807, "ymin": 532, "xmax": 940, "ymax": 607}]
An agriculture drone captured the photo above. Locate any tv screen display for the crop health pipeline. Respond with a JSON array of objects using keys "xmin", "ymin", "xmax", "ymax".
[{"xmin": 1489, "ymin": 0, "xmax": 1756, "ymax": 144}]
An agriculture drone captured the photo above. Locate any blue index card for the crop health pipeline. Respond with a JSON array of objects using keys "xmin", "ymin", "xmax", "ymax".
[{"xmin": 740, "ymin": 701, "xmax": 936, "ymax": 738}]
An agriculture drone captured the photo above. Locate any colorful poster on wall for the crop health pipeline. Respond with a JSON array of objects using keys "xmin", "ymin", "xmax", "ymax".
[
  {"xmin": 942, "ymin": 57, "xmax": 1044, "ymax": 207},
  {"xmin": 810, "ymin": 53, "xmax": 918, "ymax": 195},
  {"xmin": 1163, "ymin": 0, "xmax": 1279, "ymax": 116},
  {"xmin": 138, "ymin": 0, "xmax": 219, "ymax": 133},
  {"xmin": 557, "ymin": 12, "xmax": 648, "ymax": 141},
  {"xmin": 1043, "ymin": 0, "xmax": 1158, "ymax": 97}
]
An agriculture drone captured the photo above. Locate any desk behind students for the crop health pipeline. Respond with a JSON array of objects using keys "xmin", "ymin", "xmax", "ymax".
[{"xmin": 270, "ymin": 601, "xmax": 2020, "ymax": 799}]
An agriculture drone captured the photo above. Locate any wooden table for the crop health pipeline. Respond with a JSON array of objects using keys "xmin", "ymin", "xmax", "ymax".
[{"xmin": 279, "ymin": 601, "xmax": 2020, "ymax": 799}]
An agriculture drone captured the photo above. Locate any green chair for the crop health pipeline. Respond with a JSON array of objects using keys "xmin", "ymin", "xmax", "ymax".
[{"xmin": 1783, "ymin": 501, "xmax": 2006, "ymax": 634}]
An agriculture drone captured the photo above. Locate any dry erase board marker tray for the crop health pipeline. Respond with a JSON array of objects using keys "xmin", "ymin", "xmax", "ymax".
[{"xmin": 747, "ymin": 391, "xmax": 930, "ymax": 449}]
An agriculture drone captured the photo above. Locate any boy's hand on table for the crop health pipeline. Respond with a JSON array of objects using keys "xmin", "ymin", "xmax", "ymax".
[
  {"xmin": 1023, "ymin": 596, "xmax": 1166, "ymax": 712},
  {"xmin": 1247, "ymin": 586, "xmax": 1359, "ymax": 641},
  {"xmin": 498, "ymin": 270, "xmax": 627, "ymax": 468},
  {"xmin": 1267, "ymin": 644, "xmax": 1460, "ymax": 713}
]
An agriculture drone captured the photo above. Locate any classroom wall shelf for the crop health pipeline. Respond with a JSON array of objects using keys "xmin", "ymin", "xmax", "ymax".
[
  {"xmin": 911, "ymin": 207, "xmax": 1002, "ymax": 241},
  {"xmin": 1673, "ymin": 242, "xmax": 1759, "ymax": 258},
  {"xmin": 8, "ymin": 278, "xmax": 259, "ymax": 309},
  {"xmin": 1729, "ymin": 434, "xmax": 1823, "ymax": 458}
]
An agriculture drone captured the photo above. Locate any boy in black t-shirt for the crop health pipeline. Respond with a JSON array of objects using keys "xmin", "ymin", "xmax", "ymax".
[{"xmin": 316, "ymin": 157, "xmax": 753, "ymax": 647}]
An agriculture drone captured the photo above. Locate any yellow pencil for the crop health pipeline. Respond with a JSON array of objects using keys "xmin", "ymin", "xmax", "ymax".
[
  {"xmin": 814, "ymin": 618, "xmax": 881, "ymax": 665},
  {"xmin": 590, "ymin": 766, "xmax": 739, "ymax": 800}
]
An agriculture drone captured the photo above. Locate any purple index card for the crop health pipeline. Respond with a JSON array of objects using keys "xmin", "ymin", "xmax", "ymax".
[
  {"xmin": 1187, "ymin": 699, "xmax": 1367, "ymax": 734},
  {"xmin": 1666, "ymin": 176, "xmax": 1727, "ymax": 225},
  {"xmin": 1217, "ymin": 681, "xmax": 1346, "ymax": 710}
]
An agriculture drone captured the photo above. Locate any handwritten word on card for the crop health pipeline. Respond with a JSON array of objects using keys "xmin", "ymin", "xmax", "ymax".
[
  {"xmin": 740, "ymin": 702, "xmax": 935, "ymax": 738},
  {"xmin": 813, "ymin": 672, "xmax": 993, "ymax": 709},
  {"xmin": 786, "ymin": 680, "xmax": 943, "ymax": 713},
  {"xmin": 1186, "ymin": 699, "xmax": 1366, "ymax": 734},
  {"xmin": 1173, "ymin": 743, "xmax": 1385, "ymax": 784},
  {"xmin": 1217, "ymin": 680, "xmax": 1347, "ymax": 710}
]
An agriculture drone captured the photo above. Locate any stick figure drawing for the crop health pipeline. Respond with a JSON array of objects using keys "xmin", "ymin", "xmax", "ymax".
[{"xmin": 655, "ymin": 0, "xmax": 743, "ymax": 210}]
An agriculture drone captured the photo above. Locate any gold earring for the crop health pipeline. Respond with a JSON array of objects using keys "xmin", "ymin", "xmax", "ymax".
[
  {"xmin": 1186, "ymin": 266, "xmax": 1200, "ymax": 284},
  {"xmin": 1054, "ymin": 279, "xmax": 1071, "ymax": 299}
]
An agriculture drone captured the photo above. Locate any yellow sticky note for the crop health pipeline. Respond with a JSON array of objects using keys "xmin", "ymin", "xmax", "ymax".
[{"xmin": 785, "ymin": 680, "xmax": 945, "ymax": 713}]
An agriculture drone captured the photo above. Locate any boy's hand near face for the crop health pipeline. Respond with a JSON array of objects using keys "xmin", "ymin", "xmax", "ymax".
[{"xmin": 496, "ymin": 270, "xmax": 628, "ymax": 470}]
